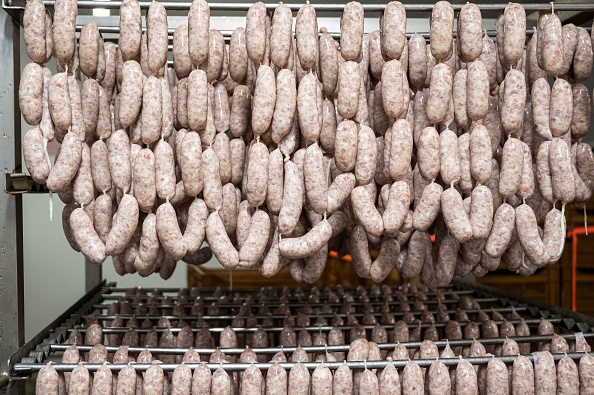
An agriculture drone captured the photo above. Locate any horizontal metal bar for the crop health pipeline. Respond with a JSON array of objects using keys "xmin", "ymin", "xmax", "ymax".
[
  {"xmin": 100, "ymin": 288, "xmax": 473, "ymax": 301},
  {"xmin": 47, "ymin": 332, "xmax": 594, "ymax": 356},
  {"xmin": 94, "ymin": 298, "xmax": 501, "ymax": 310},
  {"xmin": 5, "ymin": 1, "xmax": 594, "ymax": 12},
  {"xmin": 96, "ymin": 307, "xmax": 528, "ymax": 321},
  {"xmin": 72, "ymin": 318, "xmax": 561, "ymax": 333},
  {"xmin": 12, "ymin": 352, "xmax": 591, "ymax": 375}
]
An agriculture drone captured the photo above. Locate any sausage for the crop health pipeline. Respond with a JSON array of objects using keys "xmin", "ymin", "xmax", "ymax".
[
  {"xmin": 246, "ymin": 141, "xmax": 269, "ymax": 207},
  {"xmin": 382, "ymin": 1, "xmax": 407, "ymax": 60},
  {"xmin": 186, "ymin": 70, "xmax": 208, "ymax": 132},
  {"xmin": 245, "ymin": 2, "xmax": 267, "ymax": 64},
  {"xmin": 400, "ymin": 230, "xmax": 429, "ymax": 278},
  {"xmin": 53, "ymin": 0, "xmax": 77, "ymax": 67},
  {"xmin": 23, "ymin": 128, "xmax": 50, "ymax": 184},
  {"xmin": 452, "ymin": 69, "xmax": 470, "ymax": 131},
  {"xmin": 441, "ymin": 187, "xmax": 473, "ymax": 242},
  {"xmin": 279, "ymin": 219, "xmax": 332, "ymax": 259},
  {"xmin": 470, "ymin": 185, "xmax": 494, "ymax": 240},
  {"xmin": 202, "ymin": 30, "xmax": 224, "ymax": 82},
  {"xmin": 402, "ymin": 362, "xmax": 423, "ymax": 395},
  {"xmin": 155, "ymin": 202, "xmax": 186, "ymax": 260},
  {"xmin": 304, "ymin": 143, "xmax": 328, "ymax": 215},
  {"xmin": 173, "ymin": 25, "xmax": 192, "ymax": 79},
  {"xmin": 485, "ymin": 358, "xmax": 508, "ymax": 395},
  {"xmin": 295, "ymin": 4, "xmax": 318, "ymax": 71},
  {"xmin": 484, "ymin": 203, "xmax": 515, "ymax": 258},
  {"xmin": 341, "ymin": 2, "xmax": 364, "ymax": 61},
  {"xmin": 412, "ymin": 182, "xmax": 443, "ymax": 231},
  {"xmin": 515, "ymin": 203, "xmax": 549, "ymax": 267},
  {"xmin": 426, "ymin": 63, "xmax": 452, "ymax": 124},
  {"xmin": 141, "ymin": 76, "xmax": 162, "ymax": 145},
  {"xmin": 458, "ymin": 3, "xmax": 483, "ymax": 62},
  {"xmin": 350, "ymin": 225, "xmax": 372, "ymax": 278},
  {"xmin": 466, "ymin": 61, "xmax": 489, "ymax": 122},
  {"xmin": 502, "ymin": 3, "xmax": 526, "ymax": 68},
  {"xmin": 370, "ymin": 237, "xmax": 400, "ymax": 282},
  {"xmin": 252, "ymin": 65, "xmax": 276, "ymax": 137},
  {"xmin": 531, "ymin": 77, "xmax": 553, "ymax": 141},
  {"xmin": 427, "ymin": 361, "xmax": 451, "ymax": 395},
  {"xmin": 104, "ymin": 194, "xmax": 138, "ymax": 257},
  {"xmin": 188, "ymin": 0, "xmax": 209, "ymax": 68},
  {"xmin": 238, "ymin": 209, "xmax": 270, "ymax": 268},
  {"xmin": 206, "ymin": 211, "xmax": 239, "ymax": 270},
  {"xmin": 36, "ymin": 363, "xmax": 60, "ymax": 395},
  {"xmin": 376, "ymin": 61, "xmax": 405, "ymax": 123},
  {"xmin": 79, "ymin": 22, "xmax": 100, "ymax": 78},
  {"xmin": 228, "ymin": 28, "xmax": 248, "ymax": 84},
  {"xmin": 333, "ymin": 120, "xmax": 359, "ymax": 172},
  {"xmin": 46, "ymin": 132, "xmax": 81, "ymax": 192},
  {"xmin": 38, "ymin": 67, "xmax": 55, "ymax": 142},
  {"xmin": 24, "ymin": 0, "xmax": 47, "ymax": 64},
  {"xmin": 151, "ymin": 139, "xmax": 175, "ymax": 201},
  {"xmin": 511, "ymin": 355, "xmax": 535, "ymax": 395},
  {"xmin": 131, "ymin": 147, "xmax": 155, "ymax": 213},
  {"xmin": 336, "ymin": 61, "xmax": 361, "ymax": 120},
  {"xmin": 470, "ymin": 125, "xmax": 493, "ymax": 184},
  {"xmin": 119, "ymin": 61, "xmax": 143, "ymax": 128},
  {"xmin": 72, "ymin": 143, "xmax": 93, "ymax": 207},
  {"xmin": 498, "ymin": 137, "xmax": 524, "ymax": 199},
  {"xmin": 571, "ymin": 84, "xmax": 591, "ymax": 139},
  {"xmin": 383, "ymin": 181, "xmax": 410, "ymax": 236},
  {"xmin": 500, "ymin": 70, "xmax": 526, "ymax": 135},
  {"xmin": 351, "ymin": 186, "xmax": 384, "ymax": 237},
  {"xmin": 146, "ymin": 1, "xmax": 168, "ymax": 75},
  {"xmin": 70, "ymin": 207, "xmax": 106, "ymax": 265},
  {"xmin": 573, "ymin": 27, "xmax": 593, "ymax": 82},
  {"xmin": 180, "ymin": 198, "xmax": 207, "ymax": 257},
  {"xmin": 20, "ymin": 62, "xmax": 44, "ymax": 127},
  {"xmin": 439, "ymin": 128, "xmax": 461, "ymax": 186},
  {"xmin": 549, "ymin": 138, "xmax": 575, "ymax": 203},
  {"xmin": 533, "ymin": 352, "xmax": 556, "ymax": 395},
  {"xmin": 288, "ymin": 363, "xmax": 310, "ymax": 395},
  {"xmin": 119, "ymin": 0, "xmax": 141, "ymax": 61},
  {"xmin": 535, "ymin": 141, "xmax": 555, "ymax": 203},
  {"xmin": 319, "ymin": 31, "xmax": 339, "ymax": 97},
  {"xmin": 47, "ymin": 71, "xmax": 73, "ymax": 133},
  {"xmin": 227, "ymin": 92, "xmax": 251, "ymax": 144},
  {"xmin": 387, "ymin": 120, "xmax": 414, "ymax": 183},
  {"xmin": 268, "ymin": 5, "xmax": 293, "ymax": 70},
  {"xmin": 543, "ymin": 207, "xmax": 565, "ymax": 263},
  {"xmin": 542, "ymin": 14, "xmax": 564, "ymax": 77},
  {"xmin": 272, "ymin": 70, "xmax": 297, "ymax": 144},
  {"xmin": 278, "ymin": 160, "xmax": 304, "ymax": 235},
  {"xmin": 418, "ymin": 126, "xmax": 440, "ymax": 181},
  {"xmin": 408, "ymin": 34, "xmax": 427, "ymax": 89},
  {"xmin": 549, "ymin": 78, "xmax": 573, "ymax": 138},
  {"xmin": 81, "ymin": 79, "xmax": 100, "ymax": 141}
]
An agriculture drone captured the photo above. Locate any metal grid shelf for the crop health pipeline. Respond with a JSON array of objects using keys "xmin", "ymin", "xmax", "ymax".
[{"xmin": 5, "ymin": 279, "xmax": 594, "ymax": 382}]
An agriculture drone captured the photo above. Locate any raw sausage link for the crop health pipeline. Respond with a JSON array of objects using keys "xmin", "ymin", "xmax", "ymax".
[
  {"xmin": 340, "ymin": 2, "xmax": 364, "ymax": 61},
  {"xmin": 46, "ymin": 132, "xmax": 81, "ymax": 192},
  {"xmin": 430, "ymin": 1, "xmax": 454, "ymax": 61}
]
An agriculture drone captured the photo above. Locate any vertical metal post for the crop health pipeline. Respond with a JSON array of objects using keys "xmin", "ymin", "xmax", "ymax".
[
  {"xmin": 0, "ymin": 7, "xmax": 25, "ymax": 395},
  {"xmin": 85, "ymin": 259, "xmax": 102, "ymax": 292}
]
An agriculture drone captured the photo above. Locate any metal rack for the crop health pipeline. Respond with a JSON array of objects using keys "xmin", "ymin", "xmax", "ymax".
[
  {"xmin": 3, "ymin": 1, "xmax": 594, "ymax": 393},
  {"xmin": 3, "ymin": 279, "xmax": 594, "ymax": 381}
]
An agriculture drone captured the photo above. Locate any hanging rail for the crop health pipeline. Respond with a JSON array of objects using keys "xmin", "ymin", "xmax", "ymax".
[
  {"xmin": 5, "ymin": 1, "xmax": 594, "ymax": 12},
  {"xmin": 11, "ymin": 352, "xmax": 592, "ymax": 374}
]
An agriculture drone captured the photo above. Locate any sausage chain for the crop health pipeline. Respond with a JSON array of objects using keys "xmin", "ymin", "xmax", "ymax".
[{"xmin": 20, "ymin": 0, "xmax": 594, "ymax": 284}]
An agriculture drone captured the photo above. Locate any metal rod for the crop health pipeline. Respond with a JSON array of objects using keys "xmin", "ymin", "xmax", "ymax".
[
  {"xmin": 93, "ymin": 298, "xmax": 502, "ymax": 310},
  {"xmin": 48, "ymin": 332, "xmax": 594, "ymax": 355},
  {"xmin": 91, "ymin": 307, "xmax": 530, "ymax": 321},
  {"xmin": 6, "ymin": 1, "xmax": 594, "ymax": 12},
  {"xmin": 100, "ymin": 289, "xmax": 474, "ymax": 301},
  {"xmin": 12, "ymin": 352, "xmax": 591, "ymax": 375},
  {"xmin": 71, "ymin": 318, "xmax": 561, "ymax": 333}
]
